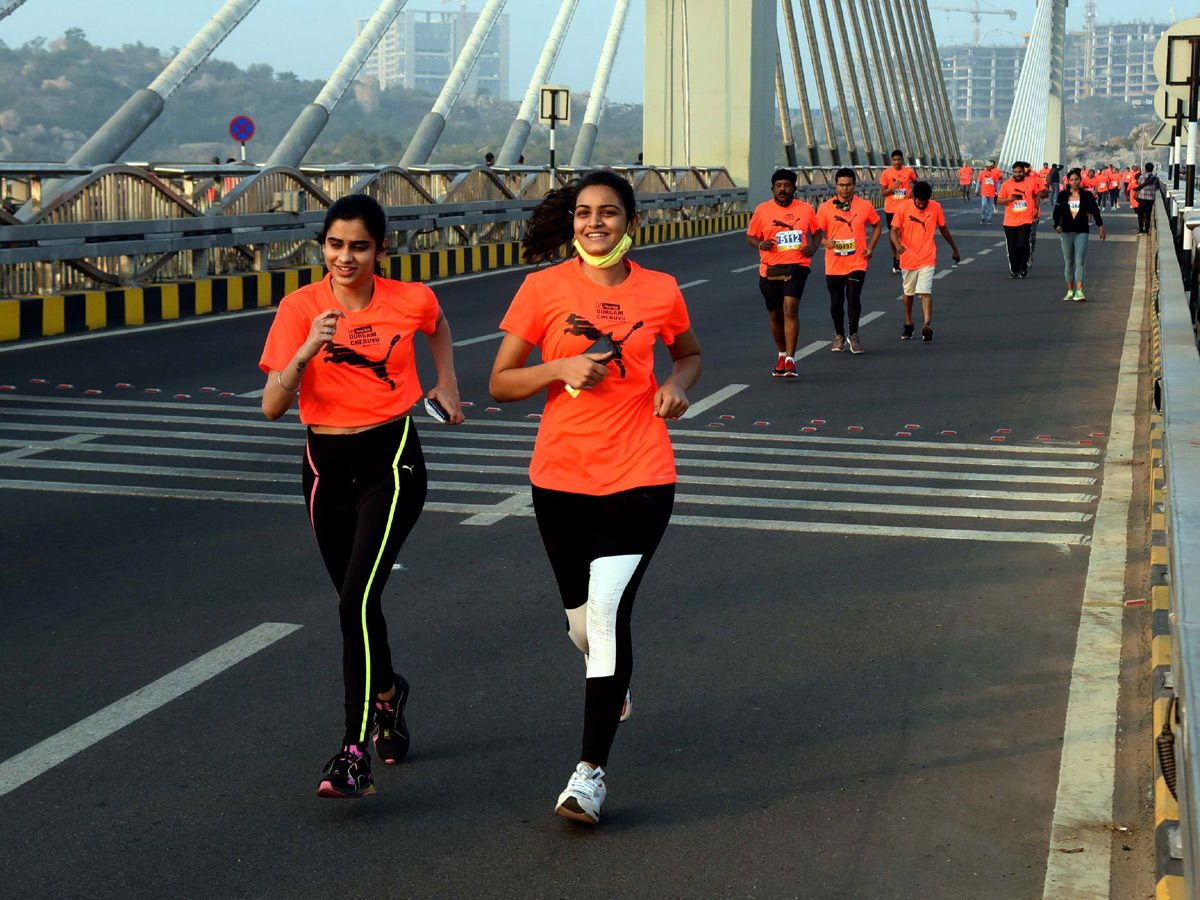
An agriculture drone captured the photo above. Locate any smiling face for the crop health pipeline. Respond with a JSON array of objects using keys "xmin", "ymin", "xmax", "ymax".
[
  {"xmin": 323, "ymin": 218, "xmax": 385, "ymax": 291},
  {"xmin": 835, "ymin": 176, "xmax": 856, "ymax": 202},
  {"xmin": 573, "ymin": 185, "xmax": 633, "ymax": 258}
]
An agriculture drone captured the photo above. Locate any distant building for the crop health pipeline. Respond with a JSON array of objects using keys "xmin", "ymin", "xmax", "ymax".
[
  {"xmin": 939, "ymin": 45, "xmax": 1024, "ymax": 121},
  {"xmin": 1063, "ymin": 21, "xmax": 1166, "ymax": 106},
  {"xmin": 939, "ymin": 20, "xmax": 1167, "ymax": 121},
  {"xmin": 357, "ymin": 8, "xmax": 509, "ymax": 99}
]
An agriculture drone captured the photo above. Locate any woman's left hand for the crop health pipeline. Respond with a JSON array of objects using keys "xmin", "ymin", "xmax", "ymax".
[
  {"xmin": 653, "ymin": 382, "xmax": 689, "ymax": 419},
  {"xmin": 1098, "ymin": 226, "xmax": 1106, "ymax": 241},
  {"xmin": 427, "ymin": 381, "xmax": 465, "ymax": 425}
]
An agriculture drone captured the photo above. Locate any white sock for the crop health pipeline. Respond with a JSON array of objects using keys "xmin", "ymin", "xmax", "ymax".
[{"xmin": 785, "ymin": 356, "xmax": 794, "ymax": 364}]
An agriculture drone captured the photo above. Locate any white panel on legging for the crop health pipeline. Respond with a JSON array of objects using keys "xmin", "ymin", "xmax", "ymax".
[{"xmin": 585, "ymin": 554, "xmax": 642, "ymax": 679}]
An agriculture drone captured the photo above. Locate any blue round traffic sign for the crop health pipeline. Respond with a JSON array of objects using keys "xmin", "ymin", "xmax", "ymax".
[{"xmin": 229, "ymin": 115, "xmax": 255, "ymax": 143}]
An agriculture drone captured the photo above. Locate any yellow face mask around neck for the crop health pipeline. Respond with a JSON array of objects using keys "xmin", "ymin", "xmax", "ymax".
[{"xmin": 573, "ymin": 232, "xmax": 633, "ymax": 269}]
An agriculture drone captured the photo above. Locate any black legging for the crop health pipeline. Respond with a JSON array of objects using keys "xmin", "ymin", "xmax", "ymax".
[
  {"xmin": 532, "ymin": 483, "xmax": 674, "ymax": 768},
  {"xmin": 1138, "ymin": 198, "xmax": 1154, "ymax": 233},
  {"xmin": 1004, "ymin": 224, "xmax": 1032, "ymax": 274},
  {"xmin": 303, "ymin": 417, "xmax": 428, "ymax": 746},
  {"xmin": 826, "ymin": 271, "xmax": 866, "ymax": 336}
]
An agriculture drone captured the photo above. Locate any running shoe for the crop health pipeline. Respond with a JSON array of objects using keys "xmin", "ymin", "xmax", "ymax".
[
  {"xmin": 1074, "ymin": 289, "xmax": 1086, "ymax": 302},
  {"xmin": 900, "ymin": 323, "xmax": 915, "ymax": 340},
  {"xmin": 317, "ymin": 743, "xmax": 375, "ymax": 799},
  {"xmin": 848, "ymin": 334, "xmax": 863, "ymax": 354},
  {"xmin": 782, "ymin": 358, "xmax": 797, "ymax": 378},
  {"xmin": 620, "ymin": 688, "xmax": 632, "ymax": 722},
  {"xmin": 1063, "ymin": 290, "xmax": 1074, "ymax": 302},
  {"xmin": 1019, "ymin": 269, "xmax": 1028, "ymax": 279},
  {"xmin": 1009, "ymin": 272, "xmax": 1018, "ymax": 279},
  {"xmin": 921, "ymin": 324, "xmax": 934, "ymax": 343},
  {"xmin": 831, "ymin": 335, "xmax": 846, "ymax": 352},
  {"xmin": 373, "ymin": 674, "xmax": 410, "ymax": 764},
  {"xmin": 555, "ymin": 762, "xmax": 607, "ymax": 824},
  {"xmin": 892, "ymin": 260, "xmax": 900, "ymax": 274},
  {"xmin": 772, "ymin": 356, "xmax": 786, "ymax": 377}
]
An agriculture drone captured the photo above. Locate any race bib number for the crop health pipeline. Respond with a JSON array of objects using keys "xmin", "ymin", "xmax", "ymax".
[
  {"xmin": 1012, "ymin": 200, "xmax": 1027, "ymax": 212},
  {"xmin": 775, "ymin": 230, "xmax": 806, "ymax": 250},
  {"xmin": 892, "ymin": 187, "xmax": 907, "ymax": 198},
  {"xmin": 1068, "ymin": 199, "xmax": 1080, "ymax": 214},
  {"xmin": 983, "ymin": 178, "xmax": 994, "ymax": 186},
  {"xmin": 831, "ymin": 238, "xmax": 857, "ymax": 257}
]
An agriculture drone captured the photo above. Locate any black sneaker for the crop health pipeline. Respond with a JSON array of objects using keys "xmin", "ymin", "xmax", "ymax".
[
  {"xmin": 1019, "ymin": 268, "xmax": 1028, "ymax": 278},
  {"xmin": 921, "ymin": 324, "xmax": 934, "ymax": 342},
  {"xmin": 373, "ymin": 674, "xmax": 410, "ymax": 764},
  {"xmin": 900, "ymin": 323, "xmax": 915, "ymax": 340},
  {"xmin": 317, "ymin": 743, "xmax": 375, "ymax": 798},
  {"xmin": 892, "ymin": 259, "xmax": 900, "ymax": 274}
]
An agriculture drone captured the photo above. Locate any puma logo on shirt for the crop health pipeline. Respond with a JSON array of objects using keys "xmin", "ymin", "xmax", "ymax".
[{"xmin": 324, "ymin": 334, "xmax": 403, "ymax": 390}]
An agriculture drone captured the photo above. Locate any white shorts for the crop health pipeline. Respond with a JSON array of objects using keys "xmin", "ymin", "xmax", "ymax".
[{"xmin": 901, "ymin": 266, "xmax": 935, "ymax": 296}]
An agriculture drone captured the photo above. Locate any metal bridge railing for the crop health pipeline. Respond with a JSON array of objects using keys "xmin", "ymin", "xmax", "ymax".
[
  {"xmin": 1155, "ymin": 185, "xmax": 1200, "ymax": 892},
  {"xmin": 0, "ymin": 162, "xmax": 959, "ymax": 297}
]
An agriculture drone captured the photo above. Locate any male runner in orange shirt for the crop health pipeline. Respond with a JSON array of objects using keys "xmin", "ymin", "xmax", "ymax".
[
  {"xmin": 978, "ymin": 160, "xmax": 1002, "ymax": 225},
  {"xmin": 997, "ymin": 161, "xmax": 1043, "ymax": 278},
  {"xmin": 816, "ymin": 167, "xmax": 883, "ymax": 353},
  {"xmin": 880, "ymin": 149, "xmax": 917, "ymax": 273},
  {"xmin": 958, "ymin": 162, "xmax": 974, "ymax": 203},
  {"xmin": 746, "ymin": 168, "xmax": 822, "ymax": 378},
  {"xmin": 889, "ymin": 181, "xmax": 960, "ymax": 342}
]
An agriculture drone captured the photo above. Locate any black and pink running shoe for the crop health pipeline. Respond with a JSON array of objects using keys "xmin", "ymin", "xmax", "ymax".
[
  {"xmin": 316, "ymin": 743, "xmax": 375, "ymax": 799},
  {"xmin": 373, "ymin": 674, "xmax": 410, "ymax": 764}
]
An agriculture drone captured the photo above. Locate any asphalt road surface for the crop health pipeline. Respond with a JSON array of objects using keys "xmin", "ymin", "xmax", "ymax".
[{"xmin": 0, "ymin": 200, "xmax": 1148, "ymax": 899}]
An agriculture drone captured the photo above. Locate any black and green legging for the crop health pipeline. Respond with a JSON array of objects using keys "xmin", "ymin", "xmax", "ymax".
[{"xmin": 303, "ymin": 417, "xmax": 427, "ymax": 746}]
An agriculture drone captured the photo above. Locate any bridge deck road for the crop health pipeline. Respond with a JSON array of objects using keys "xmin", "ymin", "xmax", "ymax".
[{"xmin": 0, "ymin": 200, "xmax": 1151, "ymax": 899}]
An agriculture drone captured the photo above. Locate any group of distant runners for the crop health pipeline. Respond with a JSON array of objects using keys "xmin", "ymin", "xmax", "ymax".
[{"xmin": 746, "ymin": 149, "xmax": 1165, "ymax": 363}]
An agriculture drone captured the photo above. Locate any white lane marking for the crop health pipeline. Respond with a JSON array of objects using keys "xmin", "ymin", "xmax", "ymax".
[
  {"xmin": 452, "ymin": 331, "xmax": 504, "ymax": 347},
  {"xmin": 458, "ymin": 492, "xmax": 533, "ymax": 526},
  {"xmin": 731, "ymin": 263, "xmax": 760, "ymax": 273},
  {"xmin": 0, "ymin": 453, "xmax": 1095, "ymax": 505},
  {"xmin": 1039, "ymin": 225, "xmax": 1144, "ymax": 899},
  {"xmin": 677, "ymin": 279, "xmax": 709, "ymax": 290},
  {"xmin": 0, "ymin": 398, "xmax": 1104, "ymax": 453},
  {"xmin": 679, "ymin": 383, "xmax": 749, "ymax": 420},
  {"xmin": 795, "ymin": 340, "xmax": 831, "ymax": 358},
  {"xmin": 934, "ymin": 270, "xmax": 950, "ymax": 280},
  {"xmin": 0, "ymin": 479, "xmax": 1090, "ymax": 545},
  {"xmin": 958, "ymin": 258, "xmax": 974, "ymax": 265},
  {"xmin": 674, "ymin": 492, "xmax": 1091, "ymax": 521},
  {"xmin": 0, "ymin": 622, "xmax": 301, "ymax": 798},
  {"xmin": 978, "ymin": 248, "xmax": 992, "ymax": 255},
  {"xmin": 994, "ymin": 240, "xmax": 1006, "ymax": 247},
  {"xmin": 859, "ymin": 310, "xmax": 885, "ymax": 327},
  {"xmin": 238, "ymin": 388, "xmax": 264, "ymax": 399}
]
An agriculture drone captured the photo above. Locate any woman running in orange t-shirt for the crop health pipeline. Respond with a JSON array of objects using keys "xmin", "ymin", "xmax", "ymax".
[
  {"xmin": 259, "ymin": 194, "xmax": 464, "ymax": 799},
  {"xmin": 490, "ymin": 170, "xmax": 703, "ymax": 824}
]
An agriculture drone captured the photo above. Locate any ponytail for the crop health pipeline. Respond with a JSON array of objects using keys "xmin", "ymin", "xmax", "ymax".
[{"xmin": 521, "ymin": 170, "xmax": 638, "ymax": 264}]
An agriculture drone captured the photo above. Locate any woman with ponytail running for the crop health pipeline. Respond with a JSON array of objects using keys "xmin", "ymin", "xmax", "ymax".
[
  {"xmin": 259, "ymin": 194, "xmax": 464, "ymax": 799},
  {"xmin": 489, "ymin": 170, "xmax": 703, "ymax": 825}
]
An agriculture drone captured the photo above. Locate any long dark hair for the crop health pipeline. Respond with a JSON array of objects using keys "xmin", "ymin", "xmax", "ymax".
[
  {"xmin": 319, "ymin": 194, "xmax": 388, "ymax": 275},
  {"xmin": 522, "ymin": 170, "xmax": 637, "ymax": 264}
]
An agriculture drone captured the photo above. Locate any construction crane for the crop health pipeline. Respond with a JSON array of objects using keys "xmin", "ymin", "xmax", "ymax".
[{"xmin": 929, "ymin": 0, "xmax": 1018, "ymax": 47}]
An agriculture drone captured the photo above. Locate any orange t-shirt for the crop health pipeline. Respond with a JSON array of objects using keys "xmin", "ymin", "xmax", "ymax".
[
  {"xmin": 747, "ymin": 199, "xmax": 819, "ymax": 276},
  {"xmin": 1028, "ymin": 173, "xmax": 1046, "ymax": 217},
  {"xmin": 999, "ymin": 177, "xmax": 1038, "ymax": 226},
  {"xmin": 979, "ymin": 167, "xmax": 1001, "ymax": 198},
  {"xmin": 498, "ymin": 258, "xmax": 691, "ymax": 496},
  {"xmin": 815, "ymin": 195, "xmax": 880, "ymax": 276},
  {"xmin": 1039, "ymin": 166, "xmax": 1051, "ymax": 179},
  {"xmin": 958, "ymin": 165, "xmax": 974, "ymax": 185},
  {"xmin": 891, "ymin": 199, "xmax": 945, "ymax": 271},
  {"xmin": 880, "ymin": 166, "xmax": 917, "ymax": 212},
  {"xmin": 1081, "ymin": 173, "xmax": 1094, "ymax": 190},
  {"xmin": 258, "ymin": 275, "xmax": 439, "ymax": 427}
]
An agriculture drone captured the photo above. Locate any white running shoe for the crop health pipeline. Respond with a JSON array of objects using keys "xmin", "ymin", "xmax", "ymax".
[
  {"xmin": 555, "ymin": 762, "xmax": 607, "ymax": 824},
  {"xmin": 620, "ymin": 688, "xmax": 632, "ymax": 722}
]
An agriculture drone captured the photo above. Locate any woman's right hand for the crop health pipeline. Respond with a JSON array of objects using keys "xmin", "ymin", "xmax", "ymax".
[
  {"xmin": 557, "ymin": 352, "xmax": 613, "ymax": 392},
  {"xmin": 1056, "ymin": 227, "xmax": 1063, "ymax": 234},
  {"xmin": 303, "ymin": 308, "xmax": 345, "ymax": 359}
]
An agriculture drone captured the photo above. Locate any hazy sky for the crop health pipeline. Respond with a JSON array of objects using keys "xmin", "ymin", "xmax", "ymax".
[{"xmin": 0, "ymin": 0, "xmax": 1185, "ymax": 105}]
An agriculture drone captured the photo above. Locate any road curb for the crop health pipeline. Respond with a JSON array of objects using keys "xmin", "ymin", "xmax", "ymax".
[
  {"xmin": 1150, "ymin": 257, "xmax": 1184, "ymax": 897},
  {"xmin": 0, "ymin": 212, "xmax": 751, "ymax": 344}
]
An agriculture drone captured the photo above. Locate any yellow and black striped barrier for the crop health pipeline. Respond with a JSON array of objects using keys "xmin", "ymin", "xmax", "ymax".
[{"xmin": 0, "ymin": 212, "xmax": 752, "ymax": 344}]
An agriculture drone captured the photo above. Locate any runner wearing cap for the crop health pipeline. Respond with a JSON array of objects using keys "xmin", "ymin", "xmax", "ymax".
[
  {"xmin": 745, "ymin": 168, "xmax": 822, "ymax": 378},
  {"xmin": 890, "ymin": 181, "xmax": 960, "ymax": 342},
  {"xmin": 815, "ymin": 167, "xmax": 883, "ymax": 354},
  {"xmin": 880, "ymin": 150, "xmax": 917, "ymax": 273},
  {"xmin": 978, "ymin": 160, "xmax": 1001, "ymax": 225}
]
